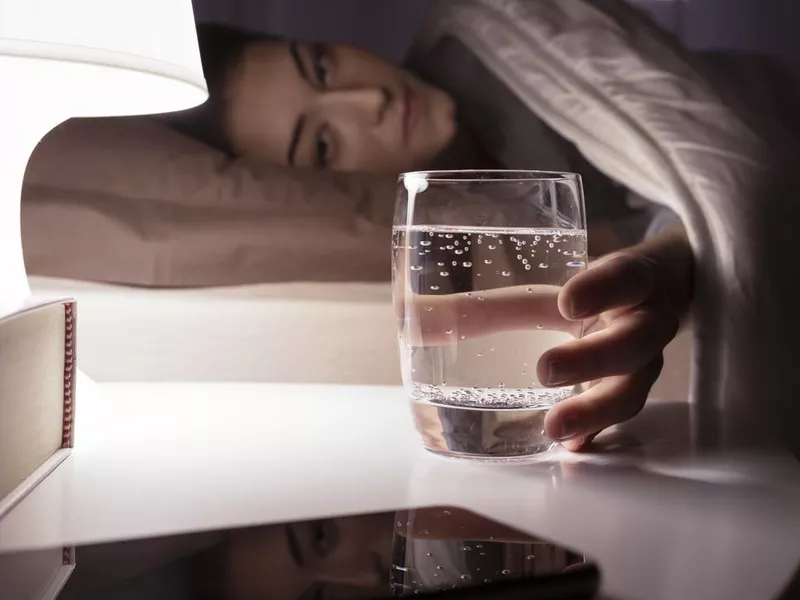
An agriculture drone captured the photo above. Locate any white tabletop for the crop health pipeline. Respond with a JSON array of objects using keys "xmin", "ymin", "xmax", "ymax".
[{"xmin": 2, "ymin": 379, "xmax": 800, "ymax": 600}]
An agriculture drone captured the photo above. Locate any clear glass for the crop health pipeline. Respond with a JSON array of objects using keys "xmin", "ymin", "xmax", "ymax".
[{"xmin": 392, "ymin": 170, "xmax": 588, "ymax": 460}]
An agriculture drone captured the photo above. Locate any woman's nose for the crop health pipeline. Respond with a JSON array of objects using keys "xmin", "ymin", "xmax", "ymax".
[{"xmin": 322, "ymin": 87, "xmax": 392, "ymax": 125}]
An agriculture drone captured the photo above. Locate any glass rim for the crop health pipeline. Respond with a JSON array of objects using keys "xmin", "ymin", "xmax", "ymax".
[{"xmin": 399, "ymin": 169, "xmax": 580, "ymax": 184}]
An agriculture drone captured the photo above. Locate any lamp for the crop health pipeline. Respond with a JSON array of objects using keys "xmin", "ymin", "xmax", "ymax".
[{"xmin": 0, "ymin": 0, "xmax": 207, "ymax": 314}]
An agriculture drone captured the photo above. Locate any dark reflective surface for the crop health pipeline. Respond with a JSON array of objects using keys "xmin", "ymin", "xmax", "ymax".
[{"xmin": 44, "ymin": 507, "xmax": 598, "ymax": 600}]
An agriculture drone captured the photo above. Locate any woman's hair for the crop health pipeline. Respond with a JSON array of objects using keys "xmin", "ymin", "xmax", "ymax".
[{"xmin": 160, "ymin": 24, "xmax": 277, "ymax": 155}]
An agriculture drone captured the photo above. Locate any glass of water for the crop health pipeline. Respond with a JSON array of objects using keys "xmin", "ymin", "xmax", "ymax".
[{"xmin": 392, "ymin": 170, "xmax": 587, "ymax": 459}]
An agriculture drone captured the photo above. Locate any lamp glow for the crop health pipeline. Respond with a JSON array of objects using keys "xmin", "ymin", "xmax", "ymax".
[{"xmin": 0, "ymin": 1, "xmax": 208, "ymax": 313}]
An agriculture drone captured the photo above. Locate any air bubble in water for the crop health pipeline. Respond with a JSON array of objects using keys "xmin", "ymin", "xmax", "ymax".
[
  {"xmin": 501, "ymin": 569, "xmax": 511, "ymax": 575},
  {"xmin": 452, "ymin": 261, "xmax": 458, "ymax": 266},
  {"xmin": 527, "ymin": 555, "xmax": 536, "ymax": 561},
  {"xmin": 549, "ymin": 242, "xmax": 555, "ymax": 248},
  {"xmin": 463, "ymin": 261, "xmax": 473, "ymax": 267},
  {"xmin": 517, "ymin": 254, "xmax": 523, "ymax": 260},
  {"xmin": 536, "ymin": 324, "xmax": 543, "ymax": 330},
  {"xmin": 410, "ymin": 265, "xmax": 422, "ymax": 271},
  {"xmin": 476, "ymin": 544, "xmax": 483, "ymax": 549},
  {"xmin": 420, "ymin": 240, "xmax": 432, "ymax": 247},
  {"xmin": 438, "ymin": 262, "xmax": 445, "ymax": 267},
  {"xmin": 567, "ymin": 260, "xmax": 586, "ymax": 267},
  {"xmin": 501, "ymin": 270, "xmax": 511, "ymax": 276},
  {"xmin": 461, "ymin": 575, "xmax": 472, "ymax": 580},
  {"xmin": 436, "ymin": 566, "xmax": 444, "ymax": 571},
  {"xmin": 484, "ymin": 259, "xmax": 493, "ymax": 265},
  {"xmin": 430, "ymin": 286, "xmax": 440, "ymax": 291},
  {"xmin": 446, "ymin": 245, "xmax": 454, "ymax": 250},
  {"xmin": 477, "ymin": 352, "xmax": 483, "ymax": 357},
  {"xmin": 488, "ymin": 244, "xmax": 497, "ymax": 250},
  {"xmin": 538, "ymin": 263, "xmax": 548, "ymax": 269},
  {"xmin": 526, "ymin": 287, "xmax": 533, "ymax": 293},
  {"xmin": 445, "ymin": 233, "xmax": 454, "ymax": 239},
  {"xmin": 426, "ymin": 552, "xmax": 434, "ymax": 557},
  {"xmin": 525, "ymin": 264, "xmax": 532, "ymax": 270},
  {"xmin": 424, "ymin": 306, "xmax": 433, "ymax": 312},
  {"xmin": 454, "ymin": 240, "xmax": 460, "ymax": 246},
  {"xmin": 460, "ymin": 334, "xmax": 467, "ymax": 340},
  {"xmin": 440, "ymin": 271, "xmax": 449, "ymax": 276},
  {"xmin": 445, "ymin": 329, "xmax": 453, "ymax": 335},
  {"xmin": 443, "ymin": 510, "xmax": 451, "ymax": 515},
  {"xmin": 455, "ymin": 249, "xmax": 464, "ymax": 255}
]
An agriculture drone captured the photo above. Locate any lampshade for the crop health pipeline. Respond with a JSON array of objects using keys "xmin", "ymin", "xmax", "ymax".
[{"xmin": 0, "ymin": 0, "xmax": 208, "ymax": 313}]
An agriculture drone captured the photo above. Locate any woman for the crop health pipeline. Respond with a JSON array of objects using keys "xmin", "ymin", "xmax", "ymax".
[
  {"xmin": 22, "ymin": 13, "xmax": 697, "ymax": 448},
  {"xmin": 166, "ymin": 23, "xmax": 667, "ymax": 254},
  {"xmin": 160, "ymin": 23, "xmax": 693, "ymax": 449}
]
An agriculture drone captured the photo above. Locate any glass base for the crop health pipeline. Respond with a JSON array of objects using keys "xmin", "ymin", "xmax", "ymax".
[
  {"xmin": 422, "ymin": 442, "xmax": 556, "ymax": 462},
  {"xmin": 412, "ymin": 399, "xmax": 557, "ymax": 460}
]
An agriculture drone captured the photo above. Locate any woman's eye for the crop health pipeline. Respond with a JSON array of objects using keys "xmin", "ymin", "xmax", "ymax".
[
  {"xmin": 312, "ymin": 44, "xmax": 330, "ymax": 86},
  {"xmin": 315, "ymin": 129, "xmax": 332, "ymax": 168}
]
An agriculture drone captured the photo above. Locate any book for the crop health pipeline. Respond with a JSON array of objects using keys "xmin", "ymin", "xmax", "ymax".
[{"xmin": 0, "ymin": 299, "xmax": 77, "ymax": 599}]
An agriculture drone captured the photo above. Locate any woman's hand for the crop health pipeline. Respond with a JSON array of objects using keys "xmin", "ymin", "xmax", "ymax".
[
  {"xmin": 540, "ymin": 224, "xmax": 693, "ymax": 450},
  {"xmin": 395, "ymin": 224, "xmax": 693, "ymax": 451}
]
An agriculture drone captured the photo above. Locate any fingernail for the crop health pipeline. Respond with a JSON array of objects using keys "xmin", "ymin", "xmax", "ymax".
[
  {"xmin": 552, "ymin": 415, "xmax": 581, "ymax": 441},
  {"xmin": 546, "ymin": 360, "xmax": 573, "ymax": 386}
]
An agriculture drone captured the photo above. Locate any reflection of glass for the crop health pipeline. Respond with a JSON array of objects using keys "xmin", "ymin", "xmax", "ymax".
[
  {"xmin": 391, "ymin": 508, "xmax": 593, "ymax": 597},
  {"xmin": 393, "ymin": 171, "xmax": 588, "ymax": 459}
]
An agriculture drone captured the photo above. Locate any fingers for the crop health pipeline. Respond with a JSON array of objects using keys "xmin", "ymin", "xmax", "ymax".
[
  {"xmin": 543, "ymin": 355, "xmax": 664, "ymax": 442},
  {"xmin": 561, "ymin": 432, "xmax": 597, "ymax": 453},
  {"xmin": 559, "ymin": 253, "xmax": 656, "ymax": 320},
  {"xmin": 536, "ymin": 302, "xmax": 679, "ymax": 386},
  {"xmin": 398, "ymin": 285, "xmax": 581, "ymax": 346}
]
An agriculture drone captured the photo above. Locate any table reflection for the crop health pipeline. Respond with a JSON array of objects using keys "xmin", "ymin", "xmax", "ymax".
[{"xmin": 47, "ymin": 507, "xmax": 595, "ymax": 599}]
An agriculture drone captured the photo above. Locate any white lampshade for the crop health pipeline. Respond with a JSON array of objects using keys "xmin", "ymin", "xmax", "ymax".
[{"xmin": 0, "ymin": 0, "xmax": 208, "ymax": 312}]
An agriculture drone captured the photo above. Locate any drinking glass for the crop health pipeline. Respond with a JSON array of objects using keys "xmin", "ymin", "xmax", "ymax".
[{"xmin": 392, "ymin": 170, "xmax": 587, "ymax": 459}]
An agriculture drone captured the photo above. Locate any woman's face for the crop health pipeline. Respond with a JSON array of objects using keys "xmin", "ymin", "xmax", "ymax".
[
  {"xmin": 224, "ymin": 40, "xmax": 457, "ymax": 174},
  {"xmin": 225, "ymin": 514, "xmax": 395, "ymax": 600}
]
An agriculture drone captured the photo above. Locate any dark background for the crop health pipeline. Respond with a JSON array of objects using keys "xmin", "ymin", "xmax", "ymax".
[{"xmin": 191, "ymin": 0, "xmax": 800, "ymax": 60}]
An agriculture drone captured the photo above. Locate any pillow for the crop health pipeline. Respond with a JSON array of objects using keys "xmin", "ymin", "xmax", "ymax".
[{"xmin": 22, "ymin": 117, "xmax": 396, "ymax": 287}]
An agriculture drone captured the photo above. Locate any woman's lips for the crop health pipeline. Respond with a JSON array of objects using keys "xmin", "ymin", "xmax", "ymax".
[{"xmin": 403, "ymin": 84, "xmax": 421, "ymax": 143}]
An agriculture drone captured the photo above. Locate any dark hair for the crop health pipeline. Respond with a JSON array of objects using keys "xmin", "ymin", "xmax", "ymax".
[{"xmin": 159, "ymin": 24, "xmax": 272, "ymax": 155}]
